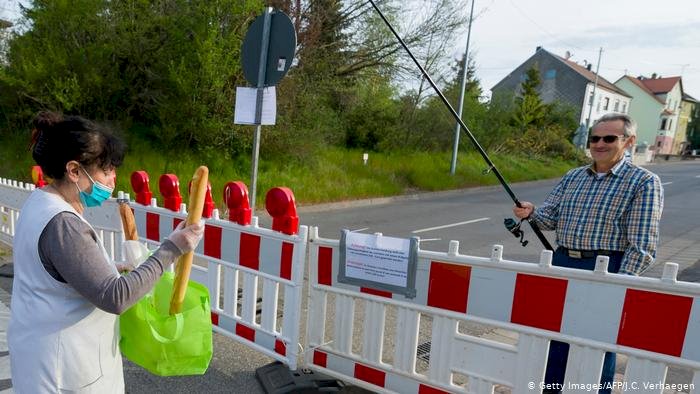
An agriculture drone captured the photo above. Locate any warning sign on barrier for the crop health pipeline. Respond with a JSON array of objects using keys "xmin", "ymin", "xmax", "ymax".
[{"xmin": 338, "ymin": 230, "xmax": 417, "ymax": 298}]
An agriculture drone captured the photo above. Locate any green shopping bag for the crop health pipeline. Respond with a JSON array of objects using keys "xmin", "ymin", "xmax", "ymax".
[{"xmin": 119, "ymin": 271, "xmax": 213, "ymax": 376}]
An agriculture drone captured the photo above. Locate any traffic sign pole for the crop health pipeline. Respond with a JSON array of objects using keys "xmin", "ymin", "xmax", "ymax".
[
  {"xmin": 249, "ymin": 7, "xmax": 273, "ymax": 215},
  {"xmin": 241, "ymin": 8, "xmax": 340, "ymax": 391}
]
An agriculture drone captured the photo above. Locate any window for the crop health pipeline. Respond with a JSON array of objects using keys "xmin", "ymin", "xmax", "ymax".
[
  {"xmin": 614, "ymin": 100, "xmax": 620, "ymax": 112},
  {"xmin": 603, "ymin": 97, "xmax": 610, "ymax": 110},
  {"xmin": 545, "ymin": 69, "xmax": 556, "ymax": 79},
  {"xmin": 622, "ymin": 103, "xmax": 627, "ymax": 113},
  {"xmin": 588, "ymin": 92, "xmax": 594, "ymax": 105},
  {"xmin": 660, "ymin": 119, "xmax": 667, "ymax": 130},
  {"xmin": 658, "ymin": 141, "xmax": 662, "ymax": 147},
  {"xmin": 669, "ymin": 119, "xmax": 673, "ymax": 130}
]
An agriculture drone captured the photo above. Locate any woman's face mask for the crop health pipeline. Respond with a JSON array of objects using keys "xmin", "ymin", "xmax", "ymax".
[{"xmin": 77, "ymin": 167, "xmax": 114, "ymax": 207}]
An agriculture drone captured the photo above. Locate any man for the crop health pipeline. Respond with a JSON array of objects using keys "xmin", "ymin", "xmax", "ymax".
[{"xmin": 513, "ymin": 113, "xmax": 663, "ymax": 392}]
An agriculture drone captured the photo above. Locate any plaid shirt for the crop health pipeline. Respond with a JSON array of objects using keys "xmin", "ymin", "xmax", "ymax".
[{"xmin": 532, "ymin": 159, "xmax": 663, "ymax": 275}]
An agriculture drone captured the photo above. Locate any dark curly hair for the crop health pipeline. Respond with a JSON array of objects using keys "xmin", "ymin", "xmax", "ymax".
[{"xmin": 30, "ymin": 111, "xmax": 126, "ymax": 180}]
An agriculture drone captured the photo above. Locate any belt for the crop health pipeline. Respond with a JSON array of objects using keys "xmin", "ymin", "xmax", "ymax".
[{"xmin": 558, "ymin": 247, "xmax": 617, "ymax": 259}]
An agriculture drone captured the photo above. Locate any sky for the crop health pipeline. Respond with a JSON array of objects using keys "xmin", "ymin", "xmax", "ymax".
[{"xmin": 461, "ymin": 0, "xmax": 700, "ymax": 98}]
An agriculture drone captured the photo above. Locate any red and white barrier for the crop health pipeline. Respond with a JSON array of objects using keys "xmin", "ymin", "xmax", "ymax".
[
  {"xmin": 125, "ymin": 170, "xmax": 307, "ymax": 370},
  {"xmin": 0, "ymin": 178, "xmax": 33, "ymax": 246},
  {"xmin": 5, "ymin": 170, "xmax": 700, "ymax": 392},
  {"xmin": 127, "ymin": 196, "xmax": 307, "ymax": 369},
  {"xmin": 305, "ymin": 227, "xmax": 700, "ymax": 394},
  {"xmin": 0, "ymin": 171, "xmax": 308, "ymax": 370},
  {"xmin": 0, "ymin": 178, "xmax": 125, "ymax": 260}
]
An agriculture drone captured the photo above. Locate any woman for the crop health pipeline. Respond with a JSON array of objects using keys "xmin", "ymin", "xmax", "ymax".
[{"xmin": 8, "ymin": 112, "xmax": 204, "ymax": 393}]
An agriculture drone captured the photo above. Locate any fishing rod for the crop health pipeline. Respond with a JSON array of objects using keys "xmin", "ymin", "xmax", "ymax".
[{"xmin": 367, "ymin": 0, "xmax": 553, "ymax": 251}]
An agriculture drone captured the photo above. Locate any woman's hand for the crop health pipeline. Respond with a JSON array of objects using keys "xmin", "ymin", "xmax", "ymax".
[
  {"xmin": 115, "ymin": 262, "xmax": 134, "ymax": 273},
  {"xmin": 167, "ymin": 220, "xmax": 205, "ymax": 254}
]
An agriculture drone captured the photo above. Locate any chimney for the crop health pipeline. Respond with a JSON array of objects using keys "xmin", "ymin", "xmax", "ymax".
[
  {"xmin": 586, "ymin": 63, "xmax": 592, "ymax": 71},
  {"xmin": 651, "ymin": 73, "xmax": 657, "ymax": 79},
  {"xmin": 536, "ymin": 46, "xmax": 542, "ymax": 52}
]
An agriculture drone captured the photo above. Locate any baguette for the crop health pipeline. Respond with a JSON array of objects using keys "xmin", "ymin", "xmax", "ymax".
[
  {"xmin": 169, "ymin": 166, "xmax": 209, "ymax": 314},
  {"xmin": 118, "ymin": 201, "xmax": 139, "ymax": 241}
]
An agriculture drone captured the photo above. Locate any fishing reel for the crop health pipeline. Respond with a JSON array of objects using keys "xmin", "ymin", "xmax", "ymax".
[{"xmin": 504, "ymin": 218, "xmax": 528, "ymax": 247}]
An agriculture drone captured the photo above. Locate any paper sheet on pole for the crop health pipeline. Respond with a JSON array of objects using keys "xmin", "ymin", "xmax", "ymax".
[
  {"xmin": 344, "ymin": 232, "xmax": 410, "ymax": 287},
  {"xmin": 234, "ymin": 86, "xmax": 276, "ymax": 125}
]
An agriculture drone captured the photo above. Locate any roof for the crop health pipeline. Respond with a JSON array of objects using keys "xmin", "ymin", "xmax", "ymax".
[
  {"xmin": 616, "ymin": 75, "xmax": 665, "ymax": 104},
  {"xmin": 556, "ymin": 55, "xmax": 632, "ymax": 98},
  {"xmin": 682, "ymin": 92, "xmax": 698, "ymax": 103},
  {"xmin": 640, "ymin": 76, "xmax": 681, "ymax": 94},
  {"xmin": 490, "ymin": 48, "xmax": 632, "ymax": 98}
]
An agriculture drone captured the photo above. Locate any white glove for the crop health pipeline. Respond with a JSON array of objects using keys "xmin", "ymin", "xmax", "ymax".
[{"xmin": 167, "ymin": 220, "xmax": 205, "ymax": 254}]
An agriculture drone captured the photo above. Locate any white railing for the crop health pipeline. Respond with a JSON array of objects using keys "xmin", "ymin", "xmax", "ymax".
[
  {"xmin": 305, "ymin": 227, "xmax": 700, "ymax": 393},
  {"xmin": 4, "ymin": 175, "xmax": 700, "ymax": 393},
  {"xmin": 0, "ymin": 178, "xmax": 308, "ymax": 370}
]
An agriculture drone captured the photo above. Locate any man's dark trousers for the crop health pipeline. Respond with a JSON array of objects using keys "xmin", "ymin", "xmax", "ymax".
[{"xmin": 543, "ymin": 247, "xmax": 624, "ymax": 394}]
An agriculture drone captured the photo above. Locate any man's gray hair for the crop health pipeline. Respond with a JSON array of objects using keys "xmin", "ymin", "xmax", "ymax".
[{"xmin": 592, "ymin": 113, "xmax": 637, "ymax": 136}]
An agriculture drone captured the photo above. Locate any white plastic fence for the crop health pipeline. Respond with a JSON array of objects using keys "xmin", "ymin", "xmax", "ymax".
[
  {"xmin": 128, "ymin": 197, "xmax": 308, "ymax": 369},
  {"xmin": 1, "ymin": 178, "xmax": 137, "ymax": 262},
  {"xmin": 0, "ymin": 178, "xmax": 31, "ymax": 246},
  {"xmin": 0, "ymin": 178, "xmax": 308, "ymax": 370},
  {"xmin": 305, "ymin": 227, "xmax": 700, "ymax": 394},
  {"xmin": 4, "ymin": 176, "xmax": 700, "ymax": 393}
]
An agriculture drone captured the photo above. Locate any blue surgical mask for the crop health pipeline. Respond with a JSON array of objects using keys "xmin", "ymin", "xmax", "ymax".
[{"xmin": 77, "ymin": 167, "xmax": 114, "ymax": 207}]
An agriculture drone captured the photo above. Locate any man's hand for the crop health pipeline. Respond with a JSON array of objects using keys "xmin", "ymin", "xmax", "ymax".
[{"xmin": 513, "ymin": 201, "xmax": 535, "ymax": 219}]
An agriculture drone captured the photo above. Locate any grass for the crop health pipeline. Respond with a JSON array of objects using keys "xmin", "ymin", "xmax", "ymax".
[{"xmin": 0, "ymin": 132, "xmax": 579, "ymax": 209}]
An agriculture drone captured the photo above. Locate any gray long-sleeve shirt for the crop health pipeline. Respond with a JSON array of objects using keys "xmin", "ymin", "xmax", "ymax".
[{"xmin": 38, "ymin": 211, "xmax": 181, "ymax": 314}]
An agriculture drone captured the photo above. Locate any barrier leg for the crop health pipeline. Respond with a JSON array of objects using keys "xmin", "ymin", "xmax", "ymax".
[{"xmin": 255, "ymin": 361, "xmax": 346, "ymax": 393}]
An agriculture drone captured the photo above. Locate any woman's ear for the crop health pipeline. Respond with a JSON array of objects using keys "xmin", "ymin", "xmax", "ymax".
[{"xmin": 65, "ymin": 161, "xmax": 81, "ymax": 183}]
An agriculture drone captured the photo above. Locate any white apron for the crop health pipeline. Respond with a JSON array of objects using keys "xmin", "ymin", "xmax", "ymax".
[{"xmin": 8, "ymin": 189, "xmax": 124, "ymax": 393}]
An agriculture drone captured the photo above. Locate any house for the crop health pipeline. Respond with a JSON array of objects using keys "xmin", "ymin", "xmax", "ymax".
[
  {"xmin": 491, "ymin": 47, "xmax": 632, "ymax": 131},
  {"xmin": 614, "ymin": 75, "xmax": 684, "ymax": 154},
  {"xmin": 676, "ymin": 93, "xmax": 698, "ymax": 154}
]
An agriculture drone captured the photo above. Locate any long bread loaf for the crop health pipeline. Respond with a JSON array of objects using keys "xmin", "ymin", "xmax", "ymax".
[{"xmin": 169, "ymin": 166, "xmax": 209, "ymax": 314}]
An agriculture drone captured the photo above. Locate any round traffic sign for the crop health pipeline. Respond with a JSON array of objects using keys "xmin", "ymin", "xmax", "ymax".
[{"xmin": 241, "ymin": 10, "xmax": 296, "ymax": 87}]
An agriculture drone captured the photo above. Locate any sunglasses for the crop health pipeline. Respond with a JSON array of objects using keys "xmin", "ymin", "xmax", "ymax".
[{"xmin": 589, "ymin": 135, "xmax": 627, "ymax": 144}]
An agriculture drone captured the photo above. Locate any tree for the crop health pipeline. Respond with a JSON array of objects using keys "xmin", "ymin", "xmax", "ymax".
[
  {"xmin": 688, "ymin": 106, "xmax": 700, "ymax": 150},
  {"xmin": 0, "ymin": 18, "xmax": 11, "ymax": 65},
  {"xmin": 511, "ymin": 65, "xmax": 546, "ymax": 130},
  {"xmin": 0, "ymin": 0, "xmax": 262, "ymax": 152},
  {"xmin": 389, "ymin": 54, "xmax": 488, "ymax": 152}
]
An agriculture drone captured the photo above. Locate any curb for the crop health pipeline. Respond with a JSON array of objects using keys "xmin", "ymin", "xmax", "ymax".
[{"xmin": 294, "ymin": 177, "xmax": 561, "ymax": 214}]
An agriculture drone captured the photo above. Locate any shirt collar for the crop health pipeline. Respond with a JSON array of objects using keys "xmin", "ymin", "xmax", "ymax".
[{"xmin": 586, "ymin": 158, "xmax": 630, "ymax": 177}]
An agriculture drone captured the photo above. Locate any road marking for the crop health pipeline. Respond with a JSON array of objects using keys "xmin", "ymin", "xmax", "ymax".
[
  {"xmin": 696, "ymin": 175, "xmax": 700, "ymax": 178},
  {"xmin": 661, "ymin": 182, "xmax": 673, "ymax": 186},
  {"xmin": 412, "ymin": 217, "xmax": 490, "ymax": 234},
  {"xmin": 350, "ymin": 227, "xmax": 369, "ymax": 232},
  {"xmin": 419, "ymin": 238, "xmax": 441, "ymax": 242}
]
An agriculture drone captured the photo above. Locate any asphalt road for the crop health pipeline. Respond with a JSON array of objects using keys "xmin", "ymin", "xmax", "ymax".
[
  {"xmin": 1, "ymin": 159, "xmax": 699, "ymax": 393},
  {"xmin": 293, "ymin": 160, "xmax": 700, "ymax": 278}
]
